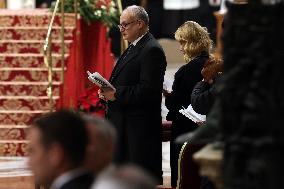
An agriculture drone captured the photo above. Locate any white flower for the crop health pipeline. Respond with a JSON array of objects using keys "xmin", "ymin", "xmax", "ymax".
[
  {"xmin": 94, "ymin": 10, "xmax": 102, "ymax": 17},
  {"xmin": 101, "ymin": 5, "xmax": 107, "ymax": 10},
  {"xmin": 109, "ymin": 7, "xmax": 116, "ymax": 14},
  {"xmin": 110, "ymin": 1, "xmax": 115, "ymax": 7}
]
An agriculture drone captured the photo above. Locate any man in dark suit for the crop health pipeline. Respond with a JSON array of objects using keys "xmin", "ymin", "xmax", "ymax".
[
  {"xmin": 99, "ymin": 5, "xmax": 167, "ymax": 183},
  {"xmin": 27, "ymin": 110, "xmax": 94, "ymax": 189}
]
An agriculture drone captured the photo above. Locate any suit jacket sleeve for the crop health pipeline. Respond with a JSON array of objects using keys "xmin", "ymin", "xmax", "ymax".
[
  {"xmin": 191, "ymin": 81, "xmax": 216, "ymax": 115},
  {"xmin": 114, "ymin": 46, "xmax": 167, "ymax": 107},
  {"xmin": 165, "ymin": 61, "xmax": 204, "ymax": 112}
]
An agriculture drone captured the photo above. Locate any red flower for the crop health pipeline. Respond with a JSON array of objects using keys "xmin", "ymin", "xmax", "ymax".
[
  {"xmin": 95, "ymin": 0, "xmax": 112, "ymax": 8},
  {"xmin": 78, "ymin": 85, "xmax": 106, "ymax": 117}
]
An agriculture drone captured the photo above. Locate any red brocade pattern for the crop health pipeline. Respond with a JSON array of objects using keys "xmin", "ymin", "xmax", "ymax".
[{"xmin": 0, "ymin": 9, "xmax": 114, "ymax": 155}]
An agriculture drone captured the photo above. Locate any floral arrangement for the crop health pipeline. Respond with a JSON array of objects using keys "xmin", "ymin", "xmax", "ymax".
[
  {"xmin": 78, "ymin": 85, "xmax": 106, "ymax": 117},
  {"xmin": 52, "ymin": 0, "xmax": 119, "ymax": 27}
]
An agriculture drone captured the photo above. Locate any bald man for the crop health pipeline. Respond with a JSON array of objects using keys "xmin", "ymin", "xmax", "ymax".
[{"xmin": 99, "ymin": 5, "xmax": 167, "ymax": 183}]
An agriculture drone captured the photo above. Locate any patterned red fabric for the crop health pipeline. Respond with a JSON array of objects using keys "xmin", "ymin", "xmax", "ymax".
[
  {"xmin": 0, "ymin": 10, "xmax": 76, "ymax": 156},
  {"xmin": 0, "ymin": 10, "xmax": 113, "ymax": 155}
]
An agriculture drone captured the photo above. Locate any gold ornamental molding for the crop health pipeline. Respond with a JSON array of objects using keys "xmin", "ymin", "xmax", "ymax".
[
  {"xmin": 0, "ymin": 26, "xmax": 75, "ymax": 29},
  {"xmin": 0, "ymin": 125, "xmax": 29, "ymax": 129},
  {"xmin": 177, "ymin": 142, "xmax": 188, "ymax": 189},
  {"xmin": 0, "ymin": 42, "xmax": 71, "ymax": 54},
  {"xmin": 0, "ymin": 98, "xmax": 57, "ymax": 111},
  {"xmin": 0, "ymin": 96, "xmax": 60, "ymax": 99},
  {"xmin": 0, "ymin": 85, "xmax": 60, "ymax": 96},
  {"xmin": 0, "ymin": 110, "xmax": 49, "ymax": 114},
  {"xmin": 0, "ymin": 129, "xmax": 25, "ymax": 140},
  {"xmin": 0, "ymin": 39, "xmax": 73, "ymax": 43},
  {"xmin": 0, "ymin": 113, "xmax": 41, "ymax": 125},
  {"xmin": 0, "ymin": 13, "xmax": 76, "ymax": 27},
  {"xmin": 0, "ymin": 67, "xmax": 62, "ymax": 71},
  {"xmin": 0, "ymin": 26, "xmax": 74, "ymax": 41},
  {"xmin": 0, "ymin": 143, "xmax": 28, "ymax": 156},
  {"xmin": 0, "ymin": 0, "xmax": 6, "ymax": 8},
  {"xmin": 0, "ymin": 140, "xmax": 29, "ymax": 144},
  {"xmin": 0, "ymin": 53, "xmax": 69, "ymax": 57},
  {"xmin": 0, "ymin": 81, "xmax": 62, "ymax": 85}
]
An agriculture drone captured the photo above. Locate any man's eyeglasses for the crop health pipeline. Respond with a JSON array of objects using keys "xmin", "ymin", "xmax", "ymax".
[{"xmin": 118, "ymin": 20, "xmax": 137, "ymax": 30}]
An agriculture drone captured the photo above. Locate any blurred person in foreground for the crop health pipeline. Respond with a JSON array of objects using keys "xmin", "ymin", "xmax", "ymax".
[
  {"xmin": 92, "ymin": 165, "xmax": 157, "ymax": 189},
  {"xmin": 28, "ymin": 110, "xmax": 94, "ymax": 189},
  {"xmin": 83, "ymin": 115, "xmax": 116, "ymax": 176}
]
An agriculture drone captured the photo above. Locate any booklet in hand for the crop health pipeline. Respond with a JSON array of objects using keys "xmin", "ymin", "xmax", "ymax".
[
  {"xmin": 179, "ymin": 104, "xmax": 206, "ymax": 123},
  {"xmin": 87, "ymin": 71, "xmax": 115, "ymax": 91}
]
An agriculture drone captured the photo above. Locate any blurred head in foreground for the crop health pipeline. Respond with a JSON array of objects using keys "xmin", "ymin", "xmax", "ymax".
[
  {"xmin": 92, "ymin": 165, "xmax": 157, "ymax": 189},
  {"xmin": 27, "ymin": 110, "xmax": 88, "ymax": 186},
  {"xmin": 83, "ymin": 115, "xmax": 116, "ymax": 174}
]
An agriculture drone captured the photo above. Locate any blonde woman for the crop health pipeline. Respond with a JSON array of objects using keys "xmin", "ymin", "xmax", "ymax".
[{"xmin": 164, "ymin": 21, "xmax": 212, "ymax": 187}]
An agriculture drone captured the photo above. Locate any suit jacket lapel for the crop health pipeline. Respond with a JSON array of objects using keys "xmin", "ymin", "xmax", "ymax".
[
  {"xmin": 110, "ymin": 33, "xmax": 152, "ymax": 83},
  {"xmin": 112, "ymin": 45, "xmax": 132, "ymax": 73},
  {"xmin": 109, "ymin": 46, "xmax": 132, "ymax": 83},
  {"xmin": 111, "ymin": 49, "xmax": 138, "ymax": 80}
]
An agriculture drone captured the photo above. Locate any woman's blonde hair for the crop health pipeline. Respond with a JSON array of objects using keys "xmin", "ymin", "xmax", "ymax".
[{"xmin": 175, "ymin": 21, "xmax": 213, "ymax": 62}]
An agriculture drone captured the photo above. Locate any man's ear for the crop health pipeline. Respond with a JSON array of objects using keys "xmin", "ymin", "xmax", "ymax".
[
  {"xmin": 48, "ymin": 143, "xmax": 64, "ymax": 168},
  {"xmin": 138, "ymin": 20, "xmax": 144, "ymax": 29}
]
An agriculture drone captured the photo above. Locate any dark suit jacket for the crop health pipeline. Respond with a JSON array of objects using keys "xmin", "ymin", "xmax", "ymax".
[
  {"xmin": 60, "ymin": 173, "xmax": 94, "ymax": 189},
  {"xmin": 191, "ymin": 80, "xmax": 216, "ymax": 115},
  {"xmin": 106, "ymin": 32, "xmax": 167, "ymax": 182},
  {"xmin": 165, "ymin": 51, "xmax": 208, "ymax": 187},
  {"xmin": 165, "ymin": 51, "xmax": 209, "ymax": 126}
]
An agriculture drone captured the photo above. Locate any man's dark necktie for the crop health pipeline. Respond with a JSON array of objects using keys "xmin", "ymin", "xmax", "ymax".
[
  {"xmin": 111, "ymin": 44, "xmax": 134, "ymax": 81},
  {"xmin": 121, "ymin": 44, "xmax": 134, "ymax": 60}
]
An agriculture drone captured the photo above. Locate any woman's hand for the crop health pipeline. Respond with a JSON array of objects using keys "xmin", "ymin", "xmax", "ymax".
[
  {"xmin": 205, "ymin": 78, "xmax": 214, "ymax": 84},
  {"xmin": 162, "ymin": 89, "xmax": 171, "ymax": 97}
]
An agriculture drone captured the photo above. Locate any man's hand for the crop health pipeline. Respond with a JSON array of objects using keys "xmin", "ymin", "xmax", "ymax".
[
  {"xmin": 98, "ymin": 87, "xmax": 116, "ymax": 101},
  {"xmin": 196, "ymin": 121, "xmax": 206, "ymax": 126},
  {"xmin": 98, "ymin": 89, "xmax": 106, "ymax": 101}
]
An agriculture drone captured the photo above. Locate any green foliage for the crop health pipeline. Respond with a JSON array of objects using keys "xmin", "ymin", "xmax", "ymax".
[{"xmin": 51, "ymin": 0, "xmax": 119, "ymax": 28}]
